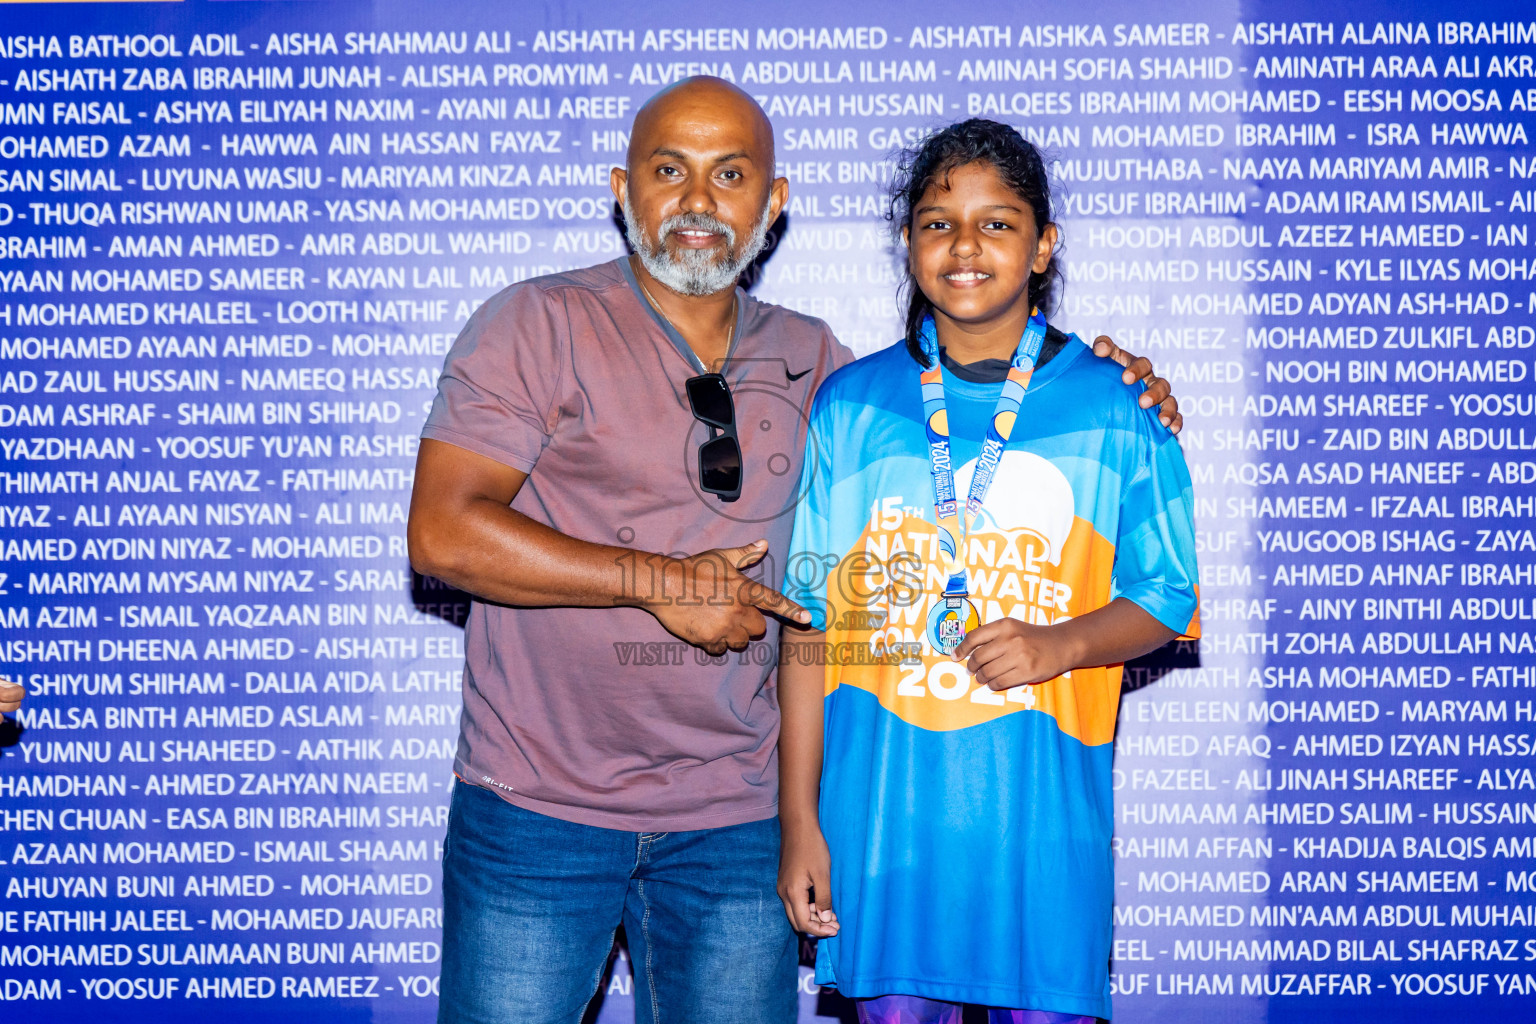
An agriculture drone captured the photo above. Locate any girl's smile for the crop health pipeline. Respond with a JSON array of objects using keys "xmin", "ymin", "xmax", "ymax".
[{"xmin": 941, "ymin": 269, "xmax": 990, "ymax": 285}]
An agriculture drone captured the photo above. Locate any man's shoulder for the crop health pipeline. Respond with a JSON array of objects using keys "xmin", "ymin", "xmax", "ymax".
[
  {"xmin": 483, "ymin": 259, "xmax": 626, "ymax": 310},
  {"xmin": 744, "ymin": 292, "xmax": 824, "ymax": 330},
  {"xmin": 739, "ymin": 292, "xmax": 855, "ymax": 392},
  {"xmin": 456, "ymin": 261, "xmax": 630, "ymax": 352},
  {"xmin": 743, "ymin": 292, "xmax": 846, "ymax": 354}
]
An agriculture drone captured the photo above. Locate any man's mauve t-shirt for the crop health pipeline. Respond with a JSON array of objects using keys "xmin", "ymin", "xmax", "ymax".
[{"xmin": 421, "ymin": 258, "xmax": 850, "ymax": 831}]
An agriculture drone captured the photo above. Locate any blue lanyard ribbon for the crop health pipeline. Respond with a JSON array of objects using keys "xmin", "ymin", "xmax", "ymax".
[{"xmin": 919, "ymin": 308, "xmax": 1048, "ymax": 599}]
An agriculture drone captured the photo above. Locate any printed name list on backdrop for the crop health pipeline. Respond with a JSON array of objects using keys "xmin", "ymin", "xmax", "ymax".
[{"xmin": 1, "ymin": 1, "xmax": 1534, "ymax": 1021}]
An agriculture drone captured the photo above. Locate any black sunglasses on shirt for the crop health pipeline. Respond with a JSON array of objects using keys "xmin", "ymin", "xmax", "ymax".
[{"xmin": 685, "ymin": 373, "xmax": 742, "ymax": 502}]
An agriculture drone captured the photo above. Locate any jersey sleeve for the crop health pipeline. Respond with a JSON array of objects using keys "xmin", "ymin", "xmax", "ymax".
[
  {"xmin": 421, "ymin": 283, "xmax": 570, "ymax": 473},
  {"xmin": 782, "ymin": 386, "xmax": 838, "ymax": 632},
  {"xmin": 1109, "ymin": 428, "xmax": 1201, "ymax": 640}
]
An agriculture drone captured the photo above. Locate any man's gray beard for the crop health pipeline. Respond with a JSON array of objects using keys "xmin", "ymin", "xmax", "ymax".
[{"xmin": 623, "ymin": 194, "xmax": 773, "ymax": 297}]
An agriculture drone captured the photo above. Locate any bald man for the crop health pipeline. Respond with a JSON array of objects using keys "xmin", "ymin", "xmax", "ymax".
[{"xmin": 409, "ymin": 78, "xmax": 1180, "ymax": 1024}]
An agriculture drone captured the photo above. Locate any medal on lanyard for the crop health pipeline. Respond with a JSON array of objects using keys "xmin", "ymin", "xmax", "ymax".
[{"xmin": 919, "ymin": 308, "xmax": 1048, "ymax": 655}]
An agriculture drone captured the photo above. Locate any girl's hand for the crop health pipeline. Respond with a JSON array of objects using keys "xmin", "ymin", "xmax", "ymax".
[
  {"xmin": 776, "ymin": 824, "xmax": 839, "ymax": 937},
  {"xmin": 953, "ymin": 619, "xmax": 1079, "ymax": 691}
]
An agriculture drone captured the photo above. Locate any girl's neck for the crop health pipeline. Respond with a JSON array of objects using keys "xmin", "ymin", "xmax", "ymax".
[{"xmin": 932, "ymin": 305, "xmax": 1034, "ymax": 366}]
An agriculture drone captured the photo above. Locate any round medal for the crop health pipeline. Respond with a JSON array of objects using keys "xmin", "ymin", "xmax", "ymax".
[{"xmin": 926, "ymin": 597, "xmax": 980, "ymax": 656}]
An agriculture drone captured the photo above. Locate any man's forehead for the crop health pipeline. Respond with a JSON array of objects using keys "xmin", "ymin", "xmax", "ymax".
[
  {"xmin": 638, "ymin": 125, "xmax": 760, "ymax": 164},
  {"xmin": 628, "ymin": 79, "xmax": 773, "ymax": 166}
]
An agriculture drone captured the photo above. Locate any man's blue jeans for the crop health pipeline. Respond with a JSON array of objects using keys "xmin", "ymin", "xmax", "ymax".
[{"xmin": 438, "ymin": 781, "xmax": 798, "ymax": 1024}]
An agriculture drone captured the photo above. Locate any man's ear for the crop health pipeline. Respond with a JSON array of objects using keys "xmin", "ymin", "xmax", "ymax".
[
  {"xmin": 610, "ymin": 166, "xmax": 628, "ymax": 208},
  {"xmin": 768, "ymin": 175, "xmax": 789, "ymax": 224}
]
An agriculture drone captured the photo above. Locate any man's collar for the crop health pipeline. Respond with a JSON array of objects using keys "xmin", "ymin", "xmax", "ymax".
[{"xmin": 616, "ymin": 256, "xmax": 747, "ymax": 375}]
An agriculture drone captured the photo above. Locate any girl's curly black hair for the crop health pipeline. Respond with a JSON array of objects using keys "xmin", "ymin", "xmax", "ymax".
[{"xmin": 887, "ymin": 119, "xmax": 1062, "ymax": 366}]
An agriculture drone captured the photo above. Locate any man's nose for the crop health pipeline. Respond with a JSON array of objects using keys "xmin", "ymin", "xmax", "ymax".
[{"xmin": 681, "ymin": 173, "xmax": 718, "ymax": 215}]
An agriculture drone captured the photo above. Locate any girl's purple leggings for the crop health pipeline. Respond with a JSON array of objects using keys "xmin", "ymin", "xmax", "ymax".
[{"xmin": 855, "ymin": 994, "xmax": 1098, "ymax": 1024}]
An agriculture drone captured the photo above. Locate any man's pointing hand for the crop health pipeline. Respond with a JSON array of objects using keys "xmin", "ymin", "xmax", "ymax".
[
  {"xmin": 647, "ymin": 540, "xmax": 811, "ymax": 657},
  {"xmin": 0, "ymin": 678, "xmax": 24, "ymax": 715}
]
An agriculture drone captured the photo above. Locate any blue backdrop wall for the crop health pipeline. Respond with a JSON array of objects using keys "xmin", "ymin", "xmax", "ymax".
[{"xmin": 1, "ymin": 0, "xmax": 1534, "ymax": 1021}]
